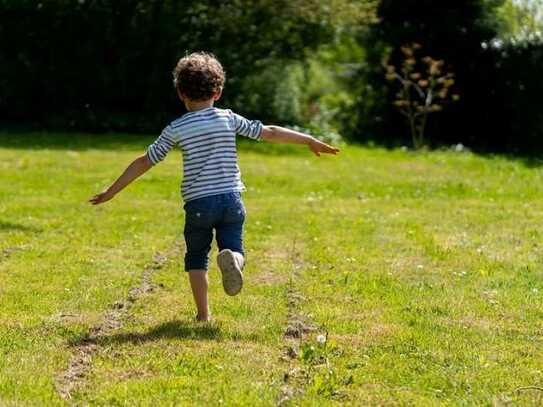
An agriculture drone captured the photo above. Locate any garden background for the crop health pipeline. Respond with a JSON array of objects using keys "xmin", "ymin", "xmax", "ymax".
[
  {"xmin": 2, "ymin": 0, "xmax": 543, "ymax": 152},
  {"xmin": 2, "ymin": 1, "xmax": 543, "ymax": 405}
]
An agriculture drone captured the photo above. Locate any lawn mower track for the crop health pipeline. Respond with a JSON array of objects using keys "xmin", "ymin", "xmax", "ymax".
[
  {"xmin": 1, "ymin": 246, "xmax": 22, "ymax": 262},
  {"xmin": 55, "ymin": 243, "xmax": 180, "ymax": 400},
  {"xmin": 278, "ymin": 239, "xmax": 318, "ymax": 405},
  {"xmin": 54, "ymin": 237, "xmax": 317, "ymax": 404}
]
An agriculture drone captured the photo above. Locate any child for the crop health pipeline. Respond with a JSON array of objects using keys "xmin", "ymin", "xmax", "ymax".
[{"xmin": 90, "ymin": 52, "xmax": 339, "ymax": 322}]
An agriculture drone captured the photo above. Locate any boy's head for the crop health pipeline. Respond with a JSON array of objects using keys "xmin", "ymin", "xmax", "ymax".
[{"xmin": 173, "ymin": 52, "xmax": 225, "ymax": 102}]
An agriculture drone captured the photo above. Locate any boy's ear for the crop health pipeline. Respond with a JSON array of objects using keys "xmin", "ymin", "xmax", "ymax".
[
  {"xmin": 213, "ymin": 88, "xmax": 223, "ymax": 101},
  {"xmin": 176, "ymin": 87, "xmax": 185, "ymax": 101}
]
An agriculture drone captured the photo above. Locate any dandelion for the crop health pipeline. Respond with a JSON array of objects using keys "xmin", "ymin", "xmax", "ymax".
[{"xmin": 316, "ymin": 334, "xmax": 327, "ymax": 344}]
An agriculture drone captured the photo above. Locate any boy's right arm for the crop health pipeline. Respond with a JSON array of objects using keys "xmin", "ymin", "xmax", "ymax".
[
  {"xmin": 89, "ymin": 154, "xmax": 153, "ymax": 205},
  {"xmin": 89, "ymin": 125, "xmax": 176, "ymax": 205},
  {"xmin": 260, "ymin": 126, "xmax": 339, "ymax": 156}
]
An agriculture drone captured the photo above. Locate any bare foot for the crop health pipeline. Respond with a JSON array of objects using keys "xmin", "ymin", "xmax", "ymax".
[{"xmin": 195, "ymin": 314, "xmax": 212, "ymax": 322}]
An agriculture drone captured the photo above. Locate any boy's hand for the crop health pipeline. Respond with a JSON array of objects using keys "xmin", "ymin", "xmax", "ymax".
[
  {"xmin": 309, "ymin": 138, "xmax": 340, "ymax": 157},
  {"xmin": 89, "ymin": 190, "xmax": 115, "ymax": 205}
]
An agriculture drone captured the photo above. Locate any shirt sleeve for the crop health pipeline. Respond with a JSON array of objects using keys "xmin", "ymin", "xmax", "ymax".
[
  {"xmin": 146, "ymin": 125, "xmax": 176, "ymax": 165},
  {"xmin": 228, "ymin": 110, "xmax": 263, "ymax": 141}
]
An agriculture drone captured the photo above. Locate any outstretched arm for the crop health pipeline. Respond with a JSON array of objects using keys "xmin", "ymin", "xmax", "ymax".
[
  {"xmin": 89, "ymin": 154, "xmax": 153, "ymax": 205},
  {"xmin": 260, "ymin": 125, "xmax": 339, "ymax": 156}
]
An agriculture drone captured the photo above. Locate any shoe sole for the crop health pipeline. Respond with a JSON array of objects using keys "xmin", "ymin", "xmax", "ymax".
[{"xmin": 217, "ymin": 249, "xmax": 243, "ymax": 296}]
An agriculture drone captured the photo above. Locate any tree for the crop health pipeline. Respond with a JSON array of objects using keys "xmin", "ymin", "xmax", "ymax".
[
  {"xmin": 0, "ymin": 0, "xmax": 377, "ymax": 132},
  {"xmin": 497, "ymin": 0, "xmax": 543, "ymax": 40},
  {"xmin": 355, "ymin": 0, "xmax": 506, "ymax": 148},
  {"xmin": 385, "ymin": 43, "xmax": 459, "ymax": 149}
]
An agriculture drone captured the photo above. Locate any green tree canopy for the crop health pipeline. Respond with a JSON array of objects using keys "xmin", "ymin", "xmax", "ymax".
[{"xmin": 0, "ymin": 0, "xmax": 376, "ymax": 132}]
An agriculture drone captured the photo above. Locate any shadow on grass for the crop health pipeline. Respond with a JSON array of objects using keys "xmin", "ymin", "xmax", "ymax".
[
  {"xmin": 0, "ymin": 131, "xmax": 153, "ymax": 151},
  {"xmin": 0, "ymin": 131, "xmax": 303, "ymax": 155},
  {"xmin": 99, "ymin": 319, "xmax": 222, "ymax": 345},
  {"xmin": 0, "ymin": 220, "xmax": 42, "ymax": 233}
]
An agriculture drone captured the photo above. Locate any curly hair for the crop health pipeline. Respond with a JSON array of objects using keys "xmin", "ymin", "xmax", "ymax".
[{"xmin": 172, "ymin": 52, "xmax": 225, "ymax": 101}]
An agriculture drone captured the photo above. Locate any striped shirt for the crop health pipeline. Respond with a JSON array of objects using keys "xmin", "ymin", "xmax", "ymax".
[{"xmin": 146, "ymin": 107, "xmax": 263, "ymax": 202}]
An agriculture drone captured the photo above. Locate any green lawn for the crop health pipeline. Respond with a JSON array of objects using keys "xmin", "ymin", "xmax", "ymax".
[{"xmin": 1, "ymin": 132, "xmax": 543, "ymax": 406}]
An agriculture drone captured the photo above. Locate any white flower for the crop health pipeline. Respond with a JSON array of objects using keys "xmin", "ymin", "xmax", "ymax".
[
  {"xmin": 316, "ymin": 334, "xmax": 326, "ymax": 344},
  {"xmin": 455, "ymin": 143, "xmax": 465, "ymax": 152}
]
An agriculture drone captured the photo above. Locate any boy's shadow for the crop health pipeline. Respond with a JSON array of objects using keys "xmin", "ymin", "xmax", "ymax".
[{"xmin": 98, "ymin": 319, "xmax": 222, "ymax": 346}]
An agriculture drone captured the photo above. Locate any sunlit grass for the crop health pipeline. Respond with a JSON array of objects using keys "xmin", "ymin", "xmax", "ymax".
[{"xmin": 1, "ymin": 132, "xmax": 543, "ymax": 405}]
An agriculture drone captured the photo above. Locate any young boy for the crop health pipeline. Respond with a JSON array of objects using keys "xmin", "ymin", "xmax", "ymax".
[{"xmin": 90, "ymin": 52, "xmax": 339, "ymax": 322}]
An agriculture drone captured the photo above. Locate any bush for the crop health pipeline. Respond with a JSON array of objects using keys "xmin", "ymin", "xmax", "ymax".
[
  {"xmin": 484, "ymin": 39, "xmax": 543, "ymax": 153},
  {"xmin": 355, "ymin": 0, "xmax": 513, "ymax": 151}
]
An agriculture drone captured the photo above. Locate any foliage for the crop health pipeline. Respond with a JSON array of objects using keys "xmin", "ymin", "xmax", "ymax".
[
  {"xmin": 385, "ymin": 44, "xmax": 459, "ymax": 149},
  {"xmin": 234, "ymin": 32, "xmax": 366, "ymax": 143},
  {"xmin": 0, "ymin": 0, "xmax": 376, "ymax": 134},
  {"xmin": 356, "ymin": 0, "xmax": 506, "ymax": 148},
  {"xmin": 497, "ymin": 0, "xmax": 543, "ymax": 40},
  {"xmin": 483, "ymin": 38, "xmax": 543, "ymax": 152},
  {"xmin": 298, "ymin": 334, "xmax": 351, "ymax": 399}
]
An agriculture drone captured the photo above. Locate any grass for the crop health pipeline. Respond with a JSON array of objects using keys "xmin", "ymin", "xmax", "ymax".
[{"xmin": 1, "ymin": 131, "xmax": 543, "ymax": 405}]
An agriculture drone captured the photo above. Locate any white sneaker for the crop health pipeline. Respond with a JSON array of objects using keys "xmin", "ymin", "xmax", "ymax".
[{"xmin": 217, "ymin": 249, "xmax": 243, "ymax": 296}]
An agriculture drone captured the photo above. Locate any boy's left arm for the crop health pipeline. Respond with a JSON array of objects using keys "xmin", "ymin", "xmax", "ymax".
[
  {"xmin": 261, "ymin": 125, "xmax": 339, "ymax": 156},
  {"xmin": 89, "ymin": 154, "xmax": 153, "ymax": 205}
]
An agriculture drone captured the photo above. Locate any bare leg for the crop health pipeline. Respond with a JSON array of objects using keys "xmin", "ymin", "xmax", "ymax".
[{"xmin": 188, "ymin": 270, "xmax": 210, "ymax": 321}]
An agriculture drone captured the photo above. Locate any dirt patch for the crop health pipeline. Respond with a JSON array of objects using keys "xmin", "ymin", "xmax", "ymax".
[
  {"xmin": 283, "ymin": 290, "xmax": 317, "ymax": 339},
  {"xmin": 252, "ymin": 250, "xmax": 290, "ymax": 286},
  {"xmin": 367, "ymin": 322, "xmax": 399, "ymax": 338},
  {"xmin": 54, "ymin": 243, "xmax": 179, "ymax": 400},
  {"xmin": 1, "ymin": 246, "xmax": 23, "ymax": 261},
  {"xmin": 334, "ymin": 323, "xmax": 400, "ymax": 350},
  {"xmin": 444, "ymin": 315, "xmax": 501, "ymax": 332},
  {"xmin": 251, "ymin": 268, "xmax": 288, "ymax": 286},
  {"xmin": 277, "ymin": 240, "xmax": 319, "ymax": 406}
]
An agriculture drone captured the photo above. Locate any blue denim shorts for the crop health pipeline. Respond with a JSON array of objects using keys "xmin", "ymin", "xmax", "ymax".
[{"xmin": 183, "ymin": 192, "xmax": 246, "ymax": 271}]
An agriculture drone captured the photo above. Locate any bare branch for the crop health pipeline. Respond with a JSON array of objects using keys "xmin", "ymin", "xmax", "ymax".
[
  {"xmin": 425, "ymin": 89, "xmax": 434, "ymax": 107},
  {"xmin": 412, "ymin": 83, "xmax": 426, "ymax": 100}
]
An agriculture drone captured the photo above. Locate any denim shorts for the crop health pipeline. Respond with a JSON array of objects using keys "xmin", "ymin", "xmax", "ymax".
[{"xmin": 183, "ymin": 192, "xmax": 246, "ymax": 271}]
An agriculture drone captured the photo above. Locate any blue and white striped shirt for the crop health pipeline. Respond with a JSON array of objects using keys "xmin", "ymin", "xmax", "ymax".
[{"xmin": 146, "ymin": 107, "xmax": 263, "ymax": 202}]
